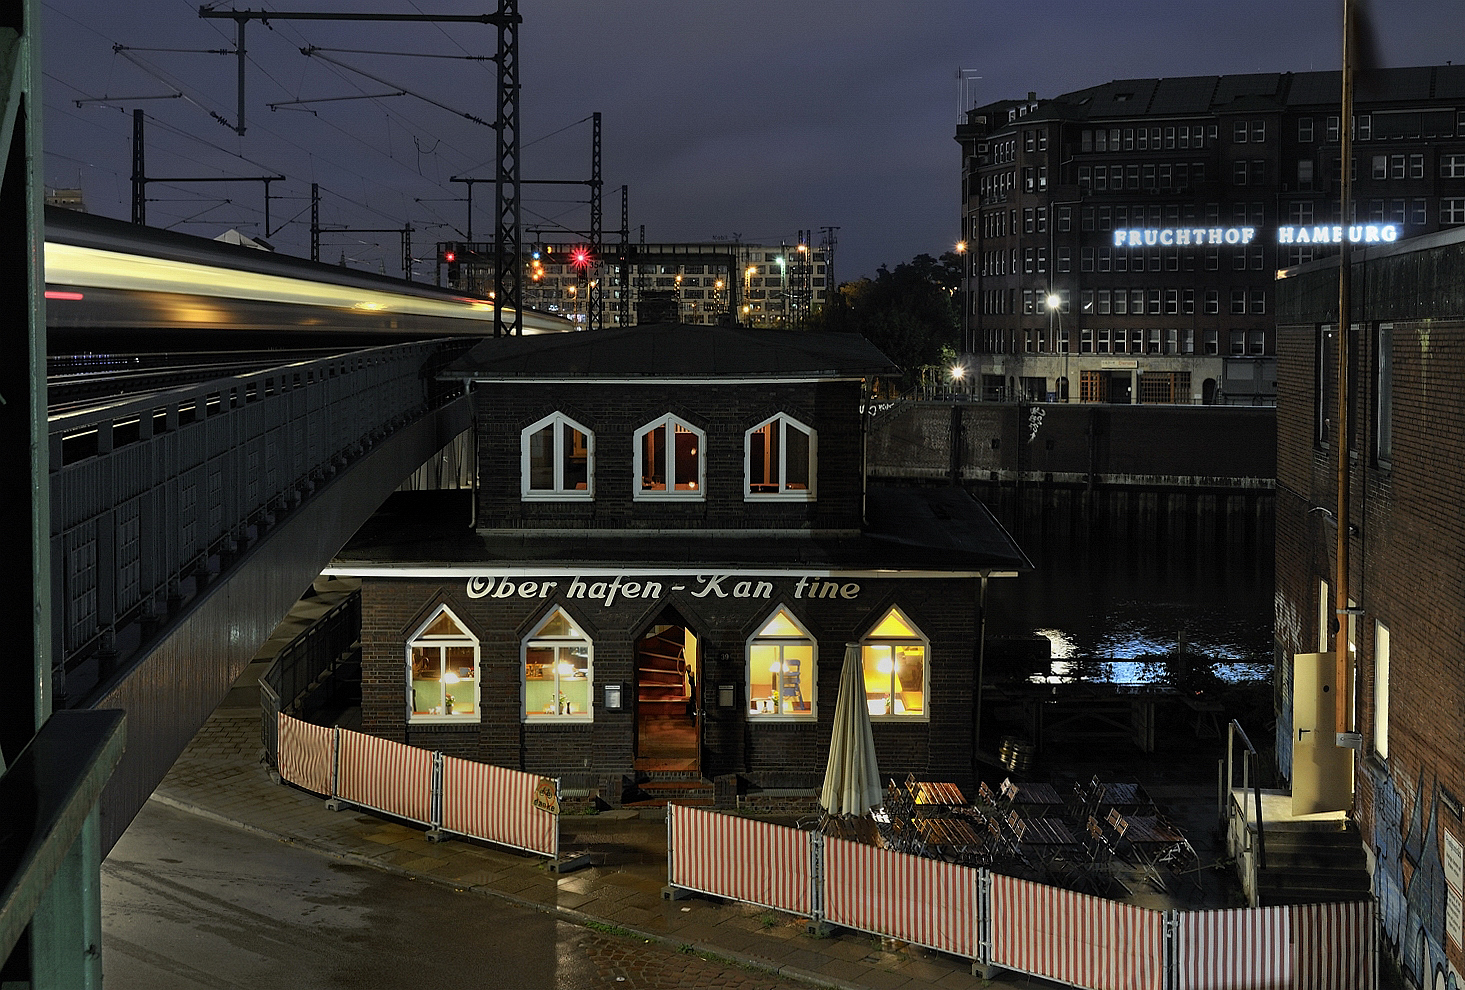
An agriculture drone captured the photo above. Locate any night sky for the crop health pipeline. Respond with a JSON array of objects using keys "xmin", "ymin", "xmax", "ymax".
[{"xmin": 40, "ymin": 0, "xmax": 1461, "ymax": 284}]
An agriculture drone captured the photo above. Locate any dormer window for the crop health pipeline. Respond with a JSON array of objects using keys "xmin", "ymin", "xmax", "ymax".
[
  {"xmin": 747, "ymin": 607, "xmax": 816, "ymax": 719},
  {"xmin": 745, "ymin": 414, "xmax": 815, "ymax": 500},
  {"xmin": 861, "ymin": 607, "xmax": 928, "ymax": 721},
  {"xmin": 408, "ymin": 605, "xmax": 480, "ymax": 723},
  {"xmin": 634, "ymin": 414, "xmax": 704, "ymax": 500},
  {"xmin": 523, "ymin": 608, "xmax": 593, "ymax": 721},
  {"xmin": 522, "ymin": 412, "xmax": 592, "ymax": 499}
]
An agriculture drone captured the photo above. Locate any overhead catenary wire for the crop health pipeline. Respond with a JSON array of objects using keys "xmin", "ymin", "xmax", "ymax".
[{"xmin": 299, "ymin": 48, "xmax": 496, "ymax": 129}]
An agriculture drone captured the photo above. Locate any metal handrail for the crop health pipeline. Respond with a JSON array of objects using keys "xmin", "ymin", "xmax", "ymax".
[
  {"xmin": 260, "ymin": 589, "xmax": 361, "ymax": 766},
  {"xmin": 1227, "ymin": 719, "xmax": 1266, "ymax": 871}
]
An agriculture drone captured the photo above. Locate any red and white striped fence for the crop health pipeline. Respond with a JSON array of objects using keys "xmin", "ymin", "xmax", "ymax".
[
  {"xmin": 276, "ymin": 713, "xmax": 335, "ymax": 796},
  {"xmin": 272, "ymin": 714, "xmax": 560, "ymax": 859},
  {"xmin": 990, "ymin": 873, "xmax": 1165, "ymax": 990},
  {"xmin": 336, "ymin": 728, "xmax": 435, "ymax": 825},
  {"xmin": 667, "ymin": 804, "xmax": 814, "ymax": 917},
  {"xmin": 1176, "ymin": 901, "xmax": 1374, "ymax": 990},
  {"xmin": 823, "ymin": 836, "xmax": 982, "ymax": 959},
  {"xmin": 440, "ymin": 754, "xmax": 558, "ymax": 858},
  {"xmin": 663, "ymin": 810, "xmax": 1377, "ymax": 990}
]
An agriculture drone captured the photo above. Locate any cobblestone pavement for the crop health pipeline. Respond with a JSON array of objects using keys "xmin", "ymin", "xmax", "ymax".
[{"xmin": 148, "ymin": 705, "xmax": 1024, "ymax": 990}]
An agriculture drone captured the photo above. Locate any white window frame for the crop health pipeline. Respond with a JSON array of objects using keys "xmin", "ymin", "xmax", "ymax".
[
  {"xmin": 746, "ymin": 606, "xmax": 818, "ymax": 721},
  {"xmin": 521, "ymin": 411, "xmax": 594, "ymax": 500},
  {"xmin": 861, "ymin": 606, "xmax": 930, "ymax": 723},
  {"xmin": 744, "ymin": 413, "xmax": 817, "ymax": 501},
  {"xmin": 407, "ymin": 604, "xmax": 481, "ymax": 725},
  {"xmin": 633, "ymin": 414, "xmax": 706, "ymax": 501},
  {"xmin": 1373, "ymin": 621, "xmax": 1390, "ymax": 760},
  {"xmin": 522, "ymin": 607, "xmax": 594, "ymax": 723}
]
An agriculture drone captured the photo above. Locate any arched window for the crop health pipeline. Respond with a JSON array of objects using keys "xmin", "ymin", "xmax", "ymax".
[
  {"xmin": 634, "ymin": 414, "xmax": 704, "ymax": 499},
  {"xmin": 747, "ymin": 607, "xmax": 816, "ymax": 719},
  {"xmin": 523, "ymin": 608, "xmax": 593, "ymax": 721},
  {"xmin": 408, "ymin": 605, "xmax": 480, "ymax": 723},
  {"xmin": 521, "ymin": 412, "xmax": 593, "ymax": 499},
  {"xmin": 860, "ymin": 607, "xmax": 928, "ymax": 720},
  {"xmin": 745, "ymin": 413, "xmax": 816, "ymax": 499}
]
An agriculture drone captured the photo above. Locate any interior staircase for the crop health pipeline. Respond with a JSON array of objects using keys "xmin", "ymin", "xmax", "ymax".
[
  {"xmin": 1256, "ymin": 821, "xmax": 1372, "ymax": 905},
  {"xmin": 626, "ymin": 625, "xmax": 709, "ymax": 807},
  {"xmin": 636, "ymin": 626, "xmax": 689, "ymax": 719}
]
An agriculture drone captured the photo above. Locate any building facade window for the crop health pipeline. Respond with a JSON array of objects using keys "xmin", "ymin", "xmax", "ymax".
[
  {"xmin": 635, "ymin": 415, "xmax": 705, "ymax": 499},
  {"xmin": 523, "ymin": 607, "xmax": 592, "ymax": 721},
  {"xmin": 1298, "ymin": 117, "xmax": 1314, "ymax": 142},
  {"xmin": 745, "ymin": 413, "xmax": 815, "ymax": 500},
  {"xmin": 861, "ymin": 607, "xmax": 928, "ymax": 720},
  {"xmin": 522, "ymin": 412, "xmax": 593, "ymax": 499},
  {"xmin": 747, "ymin": 607, "xmax": 816, "ymax": 718},
  {"xmin": 1374, "ymin": 622, "xmax": 1390, "ymax": 760},
  {"xmin": 409, "ymin": 605, "xmax": 480, "ymax": 723},
  {"xmin": 1443, "ymin": 198, "xmax": 1465, "ymax": 225}
]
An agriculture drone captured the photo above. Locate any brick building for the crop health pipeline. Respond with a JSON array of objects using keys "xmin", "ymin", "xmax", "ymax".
[
  {"xmin": 327, "ymin": 325, "xmax": 1029, "ymax": 803},
  {"xmin": 1274, "ymin": 225, "xmax": 1465, "ymax": 982},
  {"xmin": 958, "ymin": 65, "xmax": 1465, "ymax": 405}
]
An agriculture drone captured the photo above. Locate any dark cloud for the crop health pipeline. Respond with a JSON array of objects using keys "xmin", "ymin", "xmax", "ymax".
[{"xmin": 42, "ymin": 0, "xmax": 1459, "ymax": 282}]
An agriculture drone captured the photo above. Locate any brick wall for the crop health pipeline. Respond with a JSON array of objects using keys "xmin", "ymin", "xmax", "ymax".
[
  {"xmin": 474, "ymin": 380, "xmax": 864, "ymax": 531},
  {"xmin": 1277, "ymin": 230, "xmax": 1465, "ymax": 977},
  {"xmin": 359, "ymin": 574, "xmax": 978, "ymax": 789}
]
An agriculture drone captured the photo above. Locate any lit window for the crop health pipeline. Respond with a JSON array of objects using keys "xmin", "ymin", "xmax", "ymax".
[
  {"xmin": 1374, "ymin": 622, "xmax": 1390, "ymax": 759},
  {"xmin": 861, "ymin": 608, "xmax": 928, "ymax": 720},
  {"xmin": 408, "ymin": 605, "xmax": 480, "ymax": 723},
  {"xmin": 747, "ymin": 607, "xmax": 816, "ymax": 718},
  {"xmin": 521, "ymin": 412, "xmax": 592, "ymax": 499},
  {"xmin": 746, "ymin": 413, "xmax": 815, "ymax": 500},
  {"xmin": 523, "ymin": 608, "xmax": 592, "ymax": 721},
  {"xmin": 634, "ymin": 414, "xmax": 705, "ymax": 499}
]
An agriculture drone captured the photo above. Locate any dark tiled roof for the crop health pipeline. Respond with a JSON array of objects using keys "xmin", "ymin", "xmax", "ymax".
[
  {"xmin": 331, "ymin": 488, "xmax": 1032, "ymax": 574},
  {"xmin": 444, "ymin": 323, "xmax": 897, "ymax": 380},
  {"xmin": 975, "ymin": 65, "xmax": 1463, "ymax": 127}
]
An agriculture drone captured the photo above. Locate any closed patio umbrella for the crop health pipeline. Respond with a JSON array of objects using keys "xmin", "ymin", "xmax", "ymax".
[{"xmin": 819, "ymin": 642, "xmax": 882, "ymax": 817}]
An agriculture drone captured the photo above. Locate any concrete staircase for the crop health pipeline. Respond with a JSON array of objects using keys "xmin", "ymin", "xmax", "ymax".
[
  {"xmin": 622, "ymin": 769, "xmax": 714, "ymax": 809},
  {"xmin": 1256, "ymin": 822, "xmax": 1371, "ymax": 905}
]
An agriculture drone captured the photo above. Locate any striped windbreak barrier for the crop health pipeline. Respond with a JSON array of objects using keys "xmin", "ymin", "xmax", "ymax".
[
  {"xmin": 1177, "ymin": 901, "xmax": 1374, "ymax": 990},
  {"xmin": 823, "ymin": 836, "xmax": 981, "ymax": 959},
  {"xmin": 336, "ymin": 728, "xmax": 435, "ymax": 825},
  {"xmin": 276, "ymin": 714, "xmax": 335, "ymax": 796},
  {"xmin": 662, "ymin": 810, "xmax": 1377, "ymax": 990},
  {"xmin": 1176, "ymin": 906, "xmax": 1292, "ymax": 990},
  {"xmin": 1290, "ymin": 901, "xmax": 1373, "ymax": 990},
  {"xmin": 990, "ymin": 873, "xmax": 1165, "ymax": 990},
  {"xmin": 440, "ymin": 754, "xmax": 557, "ymax": 858},
  {"xmin": 667, "ymin": 805, "xmax": 814, "ymax": 917}
]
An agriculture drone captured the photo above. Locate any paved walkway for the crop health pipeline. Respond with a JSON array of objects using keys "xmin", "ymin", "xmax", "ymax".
[{"xmin": 153, "ymin": 705, "xmax": 1034, "ymax": 990}]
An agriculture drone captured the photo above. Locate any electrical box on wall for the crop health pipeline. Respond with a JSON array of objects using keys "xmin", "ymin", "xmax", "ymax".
[
  {"xmin": 604, "ymin": 684, "xmax": 622, "ymax": 710},
  {"xmin": 718, "ymin": 684, "xmax": 735, "ymax": 708}
]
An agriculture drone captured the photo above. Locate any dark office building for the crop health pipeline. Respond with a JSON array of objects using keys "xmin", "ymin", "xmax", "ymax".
[{"xmin": 956, "ymin": 65, "xmax": 1465, "ymax": 405}]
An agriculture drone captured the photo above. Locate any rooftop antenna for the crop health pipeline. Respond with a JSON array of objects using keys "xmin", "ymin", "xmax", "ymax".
[{"xmin": 956, "ymin": 69, "xmax": 982, "ymax": 121}]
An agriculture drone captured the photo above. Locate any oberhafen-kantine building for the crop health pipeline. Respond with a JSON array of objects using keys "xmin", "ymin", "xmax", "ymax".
[
  {"xmin": 957, "ymin": 64, "xmax": 1465, "ymax": 406},
  {"xmin": 326, "ymin": 325, "xmax": 1030, "ymax": 806}
]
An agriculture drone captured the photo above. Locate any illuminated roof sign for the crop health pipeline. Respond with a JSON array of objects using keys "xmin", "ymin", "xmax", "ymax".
[{"xmin": 1112, "ymin": 224, "xmax": 1400, "ymax": 248}]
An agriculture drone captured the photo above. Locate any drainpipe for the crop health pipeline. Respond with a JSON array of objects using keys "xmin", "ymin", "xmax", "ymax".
[
  {"xmin": 972, "ymin": 574, "xmax": 989, "ymax": 777},
  {"xmin": 860, "ymin": 377, "xmax": 871, "ymax": 525}
]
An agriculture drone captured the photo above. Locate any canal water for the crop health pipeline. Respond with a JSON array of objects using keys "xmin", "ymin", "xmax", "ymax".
[{"xmin": 984, "ymin": 536, "xmax": 1275, "ymax": 686}]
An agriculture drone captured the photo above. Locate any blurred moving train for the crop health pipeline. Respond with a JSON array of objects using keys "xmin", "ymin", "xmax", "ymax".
[{"xmin": 44, "ymin": 205, "xmax": 574, "ymax": 350}]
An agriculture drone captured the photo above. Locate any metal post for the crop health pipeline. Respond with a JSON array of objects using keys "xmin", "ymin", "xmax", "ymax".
[
  {"xmin": 619, "ymin": 184, "xmax": 629, "ymax": 328},
  {"xmin": 402, "ymin": 224, "xmax": 413, "ymax": 281},
  {"xmin": 234, "ymin": 16, "xmax": 247, "ymax": 135},
  {"xmin": 310, "ymin": 183, "xmax": 319, "ymax": 263},
  {"xmin": 589, "ymin": 111, "xmax": 602, "ymax": 331},
  {"xmin": 131, "ymin": 109, "xmax": 145, "ymax": 225},
  {"xmin": 493, "ymin": 0, "xmax": 522, "ymax": 336}
]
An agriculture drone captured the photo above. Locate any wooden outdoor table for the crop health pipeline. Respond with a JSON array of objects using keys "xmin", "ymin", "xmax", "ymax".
[
  {"xmin": 1019, "ymin": 816, "xmax": 1079, "ymax": 846},
  {"xmin": 1008, "ymin": 781, "xmax": 1064, "ymax": 807},
  {"xmin": 913, "ymin": 781, "xmax": 967, "ymax": 806},
  {"xmin": 917, "ymin": 816, "xmax": 984, "ymax": 848}
]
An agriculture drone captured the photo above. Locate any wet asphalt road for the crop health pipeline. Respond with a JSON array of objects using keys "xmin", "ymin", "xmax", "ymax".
[{"xmin": 102, "ymin": 801, "xmax": 805, "ymax": 990}]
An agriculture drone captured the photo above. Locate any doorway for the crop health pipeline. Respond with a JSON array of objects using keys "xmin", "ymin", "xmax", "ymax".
[{"xmin": 634, "ymin": 611, "xmax": 699, "ymax": 771}]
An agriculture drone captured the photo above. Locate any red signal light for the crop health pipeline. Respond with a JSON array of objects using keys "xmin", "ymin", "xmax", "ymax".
[
  {"xmin": 570, "ymin": 247, "xmax": 591, "ymax": 268},
  {"xmin": 444, "ymin": 250, "xmax": 457, "ymax": 263}
]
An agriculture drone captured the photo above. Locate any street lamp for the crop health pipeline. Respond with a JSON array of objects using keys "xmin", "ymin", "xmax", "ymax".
[{"xmin": 1045, "ymin": 291, "xmax": 1067, "ymax": 402}]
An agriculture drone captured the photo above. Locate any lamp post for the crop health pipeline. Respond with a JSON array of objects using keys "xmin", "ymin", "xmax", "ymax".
[
  {"xmin": 1046, "ymin": 291, "xmax": 1067, "ymax": 402},
  {"xmin": 956, "ymin": 240, "xmax": 969, "ymax": 393}
]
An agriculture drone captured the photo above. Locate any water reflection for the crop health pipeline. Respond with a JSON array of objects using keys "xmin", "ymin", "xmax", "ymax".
[{"xmin": 988, "ymin": 537, "xmax": 1273, "ymax": 687}]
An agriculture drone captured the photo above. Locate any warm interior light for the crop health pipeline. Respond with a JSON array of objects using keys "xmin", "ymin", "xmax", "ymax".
[
  {"xmin": 877, "ymin": 657, "xmax": 894, "ymax": 675},
  {"xmin": 558, "ymin": 661, "xmax": 575, "ymax": 677}
]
